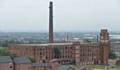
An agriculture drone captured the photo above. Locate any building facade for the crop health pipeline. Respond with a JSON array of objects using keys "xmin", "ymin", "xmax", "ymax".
[
  {"xmin": 13, "ymin": 57, "xmax": 31, "ymax": 70},
  {"xmin": 0, "ymin": 56, "xmax": 13, "ymax": 70},
  {"xmin": 8, "ymin": 29, "xmax": 110, "ymax": 65},
  {"xmin": 111, "ymin": 43, "xmax": 120, "ymax": 58},
  {"xmin": 0, "ymin": 56, "xmax": 53, "ymax": 70}
]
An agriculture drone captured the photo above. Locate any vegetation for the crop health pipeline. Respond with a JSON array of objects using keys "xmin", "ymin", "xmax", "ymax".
[
  {"xmin": 27, "ymin": 56, "xmax": 36, "ymax": 63},
  {"xmin": 53, "ymin": 47, "xmax": 61, "ymax": 58},
  {"xmin": 92, "ymin": 65, "xmax": 120, "ymax": 70},
  {"xmin": 109, "ymin": 49, "xmax": 117, "ymax": 59},
  {"xmin": 0, "ymin": 39, "xmax": 18, "ymax": 47},
  {"xmin": 0, "ymin": 47, "xmax": 16, "ymax": 59}
]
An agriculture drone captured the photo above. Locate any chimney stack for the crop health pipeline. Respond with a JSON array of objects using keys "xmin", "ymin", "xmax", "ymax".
[{"xmin": 49, "ymin": 1, "xmax": 53, "ymax": 43}]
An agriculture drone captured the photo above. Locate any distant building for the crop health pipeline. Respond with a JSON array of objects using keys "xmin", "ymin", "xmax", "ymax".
[{"xmin": 111, "ymin": 43, "xmax": 120, "ymax": 58}]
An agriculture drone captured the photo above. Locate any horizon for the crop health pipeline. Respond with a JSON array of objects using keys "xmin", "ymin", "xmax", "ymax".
[{"xmin": 0, "ymin": 30, "xmax": 119, "ymax": 33}]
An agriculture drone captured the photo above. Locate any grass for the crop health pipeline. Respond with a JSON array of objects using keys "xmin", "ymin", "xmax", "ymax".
[
  {"xmin": 72, "ymin": 65, "xmax": 120, "ymax": 70},
  {"xmin": 70, "ymin": 59, "xmax": 120, "ymax": 70},
  {"xmin": 92, "ymin": 59, "xmax": 120, "ymax": 70},
  {"xmin": 0, "ymin": 47, "xmax": 5, "ymax": 49},
  {"xmin": 93, "ymin": 65, "xmax": 120, "ymax": 70},
  {"xmin": 109, "ymin": 59, "xmax": 116, "ymax": 65}
]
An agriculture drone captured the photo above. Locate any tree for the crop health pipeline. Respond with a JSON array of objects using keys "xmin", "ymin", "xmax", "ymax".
[
  {"xmin": 109, "ymin": 49, "xmax": 117, "ymax": 59},
  {"xmin": 0, "ymin": 47, "xmax": 16, "ymax": 59},
  {"xmin": 53, "ymin": 47, "xmax": 61, "ymax": 58},
  {"xmin": 27, "ymin": 56, "xmax": 36, "ymax": 63}
]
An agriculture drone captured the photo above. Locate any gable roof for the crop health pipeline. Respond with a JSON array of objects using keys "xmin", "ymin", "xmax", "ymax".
[
  {"xmin": 0, "ymin": 56, "xmax": 13, "ymax": 64},
  {"xmin": 14, "ymin": 57, "xmax": 31, "ymax": 64},
  {"xmin": 31, "ymin": 63, "xmax": 51, "ymax": 67}
]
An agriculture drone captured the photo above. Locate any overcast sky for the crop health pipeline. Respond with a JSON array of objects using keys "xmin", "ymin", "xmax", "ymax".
[{"xmin": 0, "ymin": 0, "xmax": 120, "ymax": 32}]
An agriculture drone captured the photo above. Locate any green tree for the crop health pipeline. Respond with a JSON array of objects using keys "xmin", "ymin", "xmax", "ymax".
[
  {"xmin": 109, "ymin": 49, "xmax": 117, "ymax": 59},
  {"xmin": 53, "ymin": 47, "xmax": 61, "ymax": 58},
  {"xmin": 0, "ymin": 47, "xmax": 16, "ymax": 59},
  {"xmin": 27, "ymin": 56, "xmax": 36, "ymax": 63}
]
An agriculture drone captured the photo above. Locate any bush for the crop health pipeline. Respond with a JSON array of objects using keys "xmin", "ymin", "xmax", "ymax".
[
  {"xmin": 109, "ymin": 49, "xmax": 117, "ymax": 59},
  {"xmin": 0, "ymin": 47, "xmax": 16, "ymax": 58}
]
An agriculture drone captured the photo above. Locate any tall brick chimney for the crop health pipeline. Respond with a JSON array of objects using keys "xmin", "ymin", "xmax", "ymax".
[{"xmin": 49, "ymin": 1, "xmax": 54, "ymax": 43}]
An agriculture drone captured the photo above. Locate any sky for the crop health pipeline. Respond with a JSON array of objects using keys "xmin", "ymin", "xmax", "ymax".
[{"xmin": 0, "ymin": 0, "xmax": 120, "ymax": 32}]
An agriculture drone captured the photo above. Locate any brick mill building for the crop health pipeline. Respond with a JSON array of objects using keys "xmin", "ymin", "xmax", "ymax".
[
  {"xmin": 8, "ymin": 29, "xmax": 110, "ymax": 65},
  {"xmin": 8, "ymin": 1, "xmax": 110, "ymax": 66}
]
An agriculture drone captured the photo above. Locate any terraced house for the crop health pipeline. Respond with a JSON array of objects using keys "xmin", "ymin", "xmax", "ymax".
[
  {"xmin": 0, "ymin": 56, "xmax": 53, "ymax": 70},
  {"xmin": 0, "ymin": 56, "xmax": 77, "ymax": 70}
]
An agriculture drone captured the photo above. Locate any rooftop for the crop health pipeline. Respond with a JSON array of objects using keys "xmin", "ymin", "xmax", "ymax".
[
  {"xmin": 14, "ymin": 57, "xmax": 31, "ymax": 64},
  {"xmin": 0, "ymin": 56, "xmax": 12, "ymax": 64},
  {"xmin": 15, "ymin": 43, "xmax": 73, "ymax": 47},
  {"xmin": 32, "ymin": 63, "xmax": 51, "ymax": 67},
  {"xmin": 111, "ymin": 43, "xmax": 120, "ymax": 49},
  {"xmin": 10, "ymin": 42, "xmax": 99, "ymax": 47}
]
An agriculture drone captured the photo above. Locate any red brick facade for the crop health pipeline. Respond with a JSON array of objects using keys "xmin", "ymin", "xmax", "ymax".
[
  {"xmin": 0, "ymin": 56, "xmax": 13, "ymax": 70},
  {"xmin": 0, "ymin": 63, "xmax": 13, "ymax": 70},
  {"xmin": 8, "ymin": 29, "xmax": 109, "ymax": 65}
]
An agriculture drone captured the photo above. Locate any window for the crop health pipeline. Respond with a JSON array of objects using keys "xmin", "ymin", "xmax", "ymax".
[
  {"xmin": 43, "ymin": 60, "xmax": 46, "ymax": 63},
  {"xmin": 10, "ymin": 66, "xmax": 12, "ymax": 68}
]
